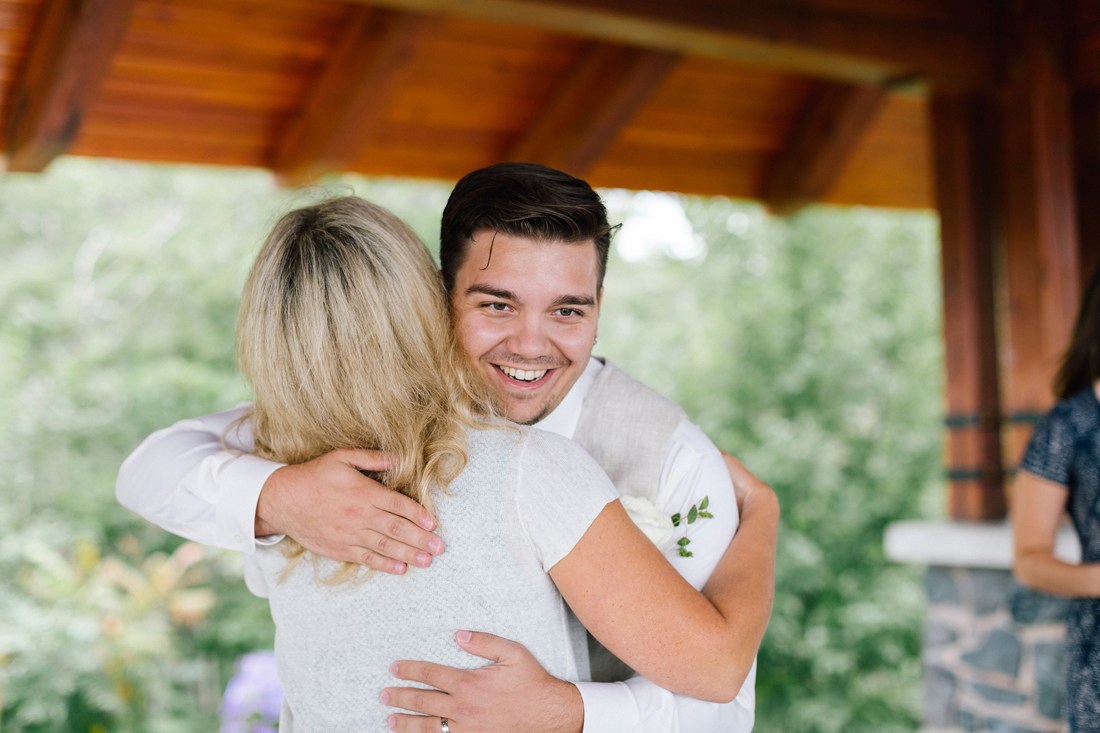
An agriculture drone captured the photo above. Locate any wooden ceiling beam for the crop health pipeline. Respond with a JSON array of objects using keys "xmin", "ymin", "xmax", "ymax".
[
  {"xmin": 358, "ymin": 0, "xmax": 994, "ymax": 87},
  {"xmin": 508, "ymin": 44, "xmax": 678, "ymax": 176},
  {"xmin": 4, "ymin": 0, "xmax": 138, "ymax": 172},
  {"xmin": 272, "ymin": 8, "xmax": 432, "ymax": 184},
  {"xmin": 761, "ymin": 80, "xmax": 888, "ymax": 213}
]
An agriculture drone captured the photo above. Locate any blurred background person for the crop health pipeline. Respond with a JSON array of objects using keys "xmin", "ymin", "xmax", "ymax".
[{"xmin": 1013, "ymin": 264, "xmax": 1100, "ymax": 732}]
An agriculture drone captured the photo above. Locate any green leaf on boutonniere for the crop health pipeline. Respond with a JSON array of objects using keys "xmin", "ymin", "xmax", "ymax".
[
  {"xmin": 671, "ymin": 512, "xmax": 681, "ymax": 527},
  {"xmin": 677, "ymin": 537, "xmax": 693, "ymax": 557},
  {"xmin": 699, "ymin": 496, "xmax": 709, "ymax": 511},
  {"xmin": 687, "ymin": 505, "xmax": 698, "ymax": 524},
  {"xmin": 699, "ymin": 511, "xmax": 714, "ymax": 518}
]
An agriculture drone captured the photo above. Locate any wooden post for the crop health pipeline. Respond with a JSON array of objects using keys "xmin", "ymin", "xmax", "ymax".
[
  {"xmin": 1073, "ymin": 86, "xmax": 1100, "ymax": 286},
  {"xmin": 1000, "ymin": 0, "xmax": 1082, "ymax": 464},
  {"xmin": 929, "ymin": 92, "xmax": 1005, "ymax": 520}
]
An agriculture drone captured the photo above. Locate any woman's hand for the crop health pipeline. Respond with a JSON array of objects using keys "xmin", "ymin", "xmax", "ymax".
[{"xmin": 255, "ymin": 448, "xmax": 444, "ymax": 574}]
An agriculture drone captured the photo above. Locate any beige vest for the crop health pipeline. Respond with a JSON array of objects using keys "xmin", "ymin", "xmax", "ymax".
[{"xmin": 571, "ymin": 359, "xmax": 688, "ymax": 682}]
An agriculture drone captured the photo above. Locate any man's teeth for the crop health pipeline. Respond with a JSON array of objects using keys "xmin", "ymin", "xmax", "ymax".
[{"xmin": 500, "ymin": 366, "xmax": 549, "ymax": 382}]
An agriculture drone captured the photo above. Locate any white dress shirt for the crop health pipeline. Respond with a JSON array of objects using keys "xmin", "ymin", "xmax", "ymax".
[{"xmin": 116, "ymin": 356, "xmax": 755, "ymax": 732}]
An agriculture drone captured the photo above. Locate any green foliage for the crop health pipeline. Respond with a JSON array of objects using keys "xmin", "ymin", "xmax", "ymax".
[
  {"xmin": 0, "ymin": 159, "xmax": 454, "ymax": 730},
  {"xmin": 599, "ymin": 195, "xmax": 943, "ymax": 732},
  {"xmin": 0, "ymin": 159, "xmax": 940, "ymax": 731}
]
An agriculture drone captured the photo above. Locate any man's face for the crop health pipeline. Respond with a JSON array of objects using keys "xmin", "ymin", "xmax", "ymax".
[{"xmin": 451, "ymin": 231, "xmax": 601, "ymax": 425}]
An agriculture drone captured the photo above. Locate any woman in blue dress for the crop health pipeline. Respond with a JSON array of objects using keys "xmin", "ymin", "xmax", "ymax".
[{"xmin": 1014, "ymin": 266, "xmax": 1100, "ymax": 731}]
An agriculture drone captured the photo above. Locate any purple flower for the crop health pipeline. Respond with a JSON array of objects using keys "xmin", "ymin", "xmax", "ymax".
[{"xmin": 221, "ymin": 651, "xmax": 283, "ymax": 733}]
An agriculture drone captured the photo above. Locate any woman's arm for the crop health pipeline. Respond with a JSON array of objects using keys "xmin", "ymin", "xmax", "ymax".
[
  {"xmin": 1012, "ymin": 469, "xmax": 1100, "ymax": 597},
  {"xmin": 549, "ymin": 494, "xmax": 773, "ymax": 704}
]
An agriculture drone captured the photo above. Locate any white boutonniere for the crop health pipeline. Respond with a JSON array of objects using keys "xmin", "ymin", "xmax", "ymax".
[
  {"xmin": 622, "ymin": 495, "xmax": 714, "ymax": 557},
  {"xmin": 621, "ymin": 495, "xmax": 674, "ymax": 548}
]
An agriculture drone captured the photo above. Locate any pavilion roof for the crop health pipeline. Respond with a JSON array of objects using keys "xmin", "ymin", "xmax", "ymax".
[{"xmin": 3, "ymin": 0, "xmax": 1094, "ymax": 209}]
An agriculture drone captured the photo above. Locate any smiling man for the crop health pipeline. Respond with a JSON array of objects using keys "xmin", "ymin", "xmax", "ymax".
[
  {"xmin": 454, "ymin": 230, "xmax": 597, "ymax": 425},
  {"xmin": 116, "ymin": 163, "xmax": 778, "ymax": 733}
]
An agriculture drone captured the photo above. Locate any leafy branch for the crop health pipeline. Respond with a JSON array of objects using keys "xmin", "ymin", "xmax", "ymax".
[{"xmin": 672, "ymin": 496, "xmax": 713, "ymax": 556}]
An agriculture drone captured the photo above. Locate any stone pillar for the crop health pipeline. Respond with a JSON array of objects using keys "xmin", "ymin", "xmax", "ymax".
[
  {"xmin": 923, "ymin": 567, "xmax": 1069, "ymax": 732},
  {"xmin": 885, "ymin": 520, "xmax": 1081, "ymax": 733}
]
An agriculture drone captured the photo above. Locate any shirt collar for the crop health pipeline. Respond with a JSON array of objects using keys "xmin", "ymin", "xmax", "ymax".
[{"xmin": 533, "ymin": 356, "xmax": 604, "ymax": 440}]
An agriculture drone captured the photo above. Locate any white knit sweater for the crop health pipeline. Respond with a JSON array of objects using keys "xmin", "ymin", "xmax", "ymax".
[{"xmin": 245, "ymin": 425, "xmax": 619, "ymax": 732}]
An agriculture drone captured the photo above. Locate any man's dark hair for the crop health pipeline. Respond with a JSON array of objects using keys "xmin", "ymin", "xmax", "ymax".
[{"xmin": 439, "ymin": 162, "xmax": 615, "ymax": 293}]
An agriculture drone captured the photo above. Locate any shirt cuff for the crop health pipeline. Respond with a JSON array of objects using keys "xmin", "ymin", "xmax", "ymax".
[
  {"xmin": 574, "ymin": 681, "xmax": 639, "ymax": 733},
  {"xmin": 213, "ymin": 454, "xmax": 286, "ymax": 554}
]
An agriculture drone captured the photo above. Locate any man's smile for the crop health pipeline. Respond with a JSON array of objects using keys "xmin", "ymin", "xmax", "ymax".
[{"xmin": 492, "ymin": 364, "xmax": 559, "ymax": 389}]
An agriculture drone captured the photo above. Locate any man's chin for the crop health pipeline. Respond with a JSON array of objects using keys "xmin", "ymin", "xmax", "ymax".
[{"xmin": 503, "ymin": 399, "xmax": 556, "ymax": 426}]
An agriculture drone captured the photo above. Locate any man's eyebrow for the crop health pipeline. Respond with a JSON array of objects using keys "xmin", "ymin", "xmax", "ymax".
[
  {"xmin": 549, "ymin": 294, "xmax": 597, "ymax": 308},
  {"xmin": 465, "ymin": 284, "xmax": 521, "ymax": 302}
]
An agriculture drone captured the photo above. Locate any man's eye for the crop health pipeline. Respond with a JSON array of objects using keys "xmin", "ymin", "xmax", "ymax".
[
  {"xmin": 556, "ymin": 308, "xmax": 579, "ymax": 317},
  {"xmin": 487, "ymin": 303, "xmax": 509, "ymax": 312}
]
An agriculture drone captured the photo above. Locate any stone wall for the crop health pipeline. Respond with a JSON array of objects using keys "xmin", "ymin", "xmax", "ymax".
[{"xmin": 923, "ymin": 566, "xmax": 1069, "ymax": 733}]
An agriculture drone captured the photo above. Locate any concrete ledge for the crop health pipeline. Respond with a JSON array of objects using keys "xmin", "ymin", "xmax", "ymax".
[{"xmin": 884, "ymin": 519, "xmax": 1081, "ymax": 569}]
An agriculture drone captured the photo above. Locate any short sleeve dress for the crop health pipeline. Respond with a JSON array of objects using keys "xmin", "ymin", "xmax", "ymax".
[{"xmin": 1020, "ymin": 387, "xmax": 1100, "ymax": 732}]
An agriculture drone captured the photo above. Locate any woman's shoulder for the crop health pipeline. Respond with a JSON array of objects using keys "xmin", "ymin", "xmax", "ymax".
[{"xmin": 1046, "ymin": 387, "xmax": 1100, "ymax": 434}]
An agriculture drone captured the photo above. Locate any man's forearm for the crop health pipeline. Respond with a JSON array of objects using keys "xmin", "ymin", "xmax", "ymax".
[{"xmin": 115, "ymin": 405, "xmax": 278, "ymax": 552}]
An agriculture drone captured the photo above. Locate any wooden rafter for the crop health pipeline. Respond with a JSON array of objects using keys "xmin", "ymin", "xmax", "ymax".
[
  {"xmin": 508, "ymin": 44, "xmax": 678, "ymax": 176},
  {"xmin": 358, "ymin": 0, "xmax": 995, "ymax": 87},
  {"xmin": 272, "ymin": 7, "xmax": 432, "ymax": 184},
  {"xmin": 761, "ymin": 81, "xmax": 887, "ymax": 213},
  {"xmin": 4, "ymin": 0, "xmax": 138, "ymax": 172}
]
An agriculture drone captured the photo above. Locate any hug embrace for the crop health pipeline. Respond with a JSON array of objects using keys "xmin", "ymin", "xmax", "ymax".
[{"xmin": 116, "ymin": 162, "xmax": 780, "ymax": 732}]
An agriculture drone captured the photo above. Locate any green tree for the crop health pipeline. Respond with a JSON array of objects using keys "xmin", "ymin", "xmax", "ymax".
[{"xmin": 599, "ymin": 194, "xmax": 942, "ymax": 732}]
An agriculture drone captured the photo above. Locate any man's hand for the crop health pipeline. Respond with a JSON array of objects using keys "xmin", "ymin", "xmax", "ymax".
[
  {"xmin": 382, "ymin": 631, "xmax": 584, "ymax": 733},
  {"xmin": 255, "ymin": 448, "xmax": 443, "ymax": 574}
]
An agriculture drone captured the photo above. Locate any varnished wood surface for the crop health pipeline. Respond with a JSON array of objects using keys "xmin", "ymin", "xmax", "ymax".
[{"xmin": 2, "ymin": 0, "xmax": 944, "ymax": 207}]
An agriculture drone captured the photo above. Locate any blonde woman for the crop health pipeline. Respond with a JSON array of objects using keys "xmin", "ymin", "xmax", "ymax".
[{"xmin": 237, "ymin": 197, "xmax": 751, "ymax": 731}]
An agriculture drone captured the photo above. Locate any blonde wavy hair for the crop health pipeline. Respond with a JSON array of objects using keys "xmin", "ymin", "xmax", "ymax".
[{"xmin": 236, "ymin": 196, "xmax": 494, "ymax": 584}]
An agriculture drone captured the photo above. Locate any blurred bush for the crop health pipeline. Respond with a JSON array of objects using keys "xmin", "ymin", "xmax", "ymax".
[
  {"xmin": 599, "ymin": 192, "xmax": 942, "ymax": 733},
  {"xmin": 0, "ymin": 159, "xmax": 941, "ymax": 732}
]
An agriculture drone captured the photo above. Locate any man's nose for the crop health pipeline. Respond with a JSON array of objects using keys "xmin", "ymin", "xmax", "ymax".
[{"xmin": 506, "ymin": 312, "xmax": 551, "ymax": 358}]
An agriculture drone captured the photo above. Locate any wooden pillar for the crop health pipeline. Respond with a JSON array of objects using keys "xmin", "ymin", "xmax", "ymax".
[
  {"xmin": 1073, "ymin": 86, "xmax": 1100, "ymax": 286},
  {"xmin": 1000, "ymin": 0, "xmax": 1082, "ymax": 463},
  {"xmin": 929, "ymin": 92, "xmax": 1006, "ymax": 520}
]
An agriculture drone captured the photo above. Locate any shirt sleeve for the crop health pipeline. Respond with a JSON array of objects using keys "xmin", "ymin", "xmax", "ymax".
[
  {"xmin": 115, "ymin": 404, "xmax": 287, "ymax": 554},
  {"xmin": 514, "ymin": 428, "xmax": 620, "ymax": 572},
  {"xmin": 576, "ymin": 419, "xmax": 757, "ymax": 733},
  {"xmin": 1019, "ymin": 408, "xmax": 1075, "ymax": 487}
]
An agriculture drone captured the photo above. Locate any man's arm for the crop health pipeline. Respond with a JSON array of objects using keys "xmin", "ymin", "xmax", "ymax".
[
  {"xmin": 115, "ymin": 406, "xmax": 444, "ymax": 573},
  {"xmin": 384, "ymin": 431, "xmax": 778, "ymax": 733}
]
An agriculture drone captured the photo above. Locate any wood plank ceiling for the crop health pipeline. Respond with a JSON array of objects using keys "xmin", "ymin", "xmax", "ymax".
[{"xmin": 0, "ymin": 0, "xmax": 1040, "ymax": 209}]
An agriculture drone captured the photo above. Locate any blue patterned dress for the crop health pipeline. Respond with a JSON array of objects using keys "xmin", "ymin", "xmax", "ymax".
[{"xmin": 1020, "ymin": 387, "xmax": 1100, "ymax": 731}]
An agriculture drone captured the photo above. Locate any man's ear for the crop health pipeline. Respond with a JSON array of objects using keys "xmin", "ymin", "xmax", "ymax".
[{"xmin": 597, "ymin": 287, "xmax": 604, "ymax": 307}]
